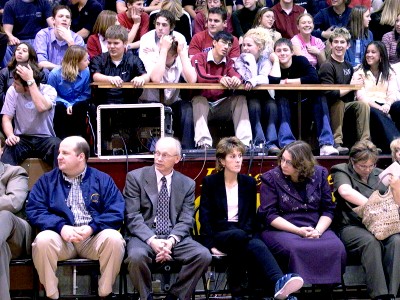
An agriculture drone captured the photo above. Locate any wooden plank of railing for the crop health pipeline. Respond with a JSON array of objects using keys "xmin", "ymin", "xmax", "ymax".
[
  {"xmin": 92, "ymin": 82, "xmax": 362, "ymax": 91},
  {"xmin": 91, "ymin": 82, "xmax": 362, "ymax": 140}
]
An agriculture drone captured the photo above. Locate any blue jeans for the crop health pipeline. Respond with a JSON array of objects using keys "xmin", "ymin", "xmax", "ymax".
[
  {"xmin": 1, "ymin": 135, "xmax": 61, "ymax": 168},
  {"xmin": 276, "ymin": 94, "xmax": 334, "ymax": 148},
  {"xmin": 247, "ymin": 92, "xmax": 278, "ymax": 148},
  {"xmin": 170, "ymin": 100, "xmax": 194, "ymax": 149}
]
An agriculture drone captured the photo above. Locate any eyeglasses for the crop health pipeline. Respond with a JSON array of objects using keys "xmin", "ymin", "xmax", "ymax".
[
  {"xmin": 280, "ymin": 157, "xmax": 293, "ymax": 167},
  {"xmin": 218, "ymin": 40, "xmax": 233, "ymax": 48},
  {"xmin": 354, "ymin": 163, "xmax": 376, "ymax": 171},
  {"xmin": 154, "ymin": 151, "xmax": 178, "ymax": 160}
]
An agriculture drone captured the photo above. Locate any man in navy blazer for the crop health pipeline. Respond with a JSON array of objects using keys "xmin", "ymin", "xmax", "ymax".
[{"xmin": 123, "ymin": 137, "xmax": 212, "ymax": 300}]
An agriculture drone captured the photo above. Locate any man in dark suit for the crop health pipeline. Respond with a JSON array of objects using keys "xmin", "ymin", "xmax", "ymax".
[{"xmin": 123, "ymin": 137, "xmax": 212, "ymax": 300}]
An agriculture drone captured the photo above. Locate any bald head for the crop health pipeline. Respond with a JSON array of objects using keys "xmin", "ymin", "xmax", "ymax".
[
  {"xmin": 156, "ymin": 137, "xmax": 181, "ymax": 157},
  {"xmin": 61, "ymin": 136, "xmax": 90, "ymax": 161}
]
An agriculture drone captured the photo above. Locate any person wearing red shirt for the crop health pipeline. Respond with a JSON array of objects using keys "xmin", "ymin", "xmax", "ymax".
[
  {"xmin": 272, "ymin": 0, "xmax": 305, "ymax": 39},
  {"xmin": 117, "ymin": 0, "xmax": 149, "ymax": 51},
  {"xmin": 189, "ymin": 7, "xmax": 240, "ymax": 60},
  {"xmin": 191, "ymin": 31, "xmax": 252, "ymax": 149}
]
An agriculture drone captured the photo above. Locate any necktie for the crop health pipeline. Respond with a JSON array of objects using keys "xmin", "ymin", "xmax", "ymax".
[{"xmin": 155, "ymin": 176, "xmax": 170, "ymax": 236}]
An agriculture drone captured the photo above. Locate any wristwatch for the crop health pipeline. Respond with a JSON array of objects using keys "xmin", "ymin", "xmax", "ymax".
[{"xmin": 26, "ymin": 79, "xmax": 35, "ymax": 86}]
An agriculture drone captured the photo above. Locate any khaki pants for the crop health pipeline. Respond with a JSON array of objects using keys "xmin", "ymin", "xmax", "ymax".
[
  {"xmin": 329, "ymin": 100, "xmax": 370, "ymax": 145},
  {"xmin": 192, "ymin": 95, "xmax": 252, "ymax": 147},
  {"xmin": 32, "ymin": 229, "xmax": 125, "ymax": 299}
]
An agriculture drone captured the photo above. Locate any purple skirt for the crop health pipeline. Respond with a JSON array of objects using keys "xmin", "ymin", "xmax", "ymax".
[{"xmin": 261, "ymin": 229, "xmax": 347, "ymax": 284}]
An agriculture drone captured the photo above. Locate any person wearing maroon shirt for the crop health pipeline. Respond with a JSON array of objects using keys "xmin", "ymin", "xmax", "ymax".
[
  {"xmin": 272, "ymin": 0, "xmax": 305, "ymax": 39},
  {"xmin": 189, "ymin": 7, "xmax": 240, "ymax": 60},
  {"xmin": 117, "ymin": 0, "xmax": 149, "ymax": 51},
  {"xmin": 191, "ymin": 31, "xmax": 252, "ymax": 149}
]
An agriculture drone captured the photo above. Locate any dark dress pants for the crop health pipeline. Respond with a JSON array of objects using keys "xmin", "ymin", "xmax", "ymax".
[
  {"xmin": 339, "ymin": 225, "xmax": 400, "ymax": 298},
  {"xmin": 214, "ymin": 226, "xmax": 283, "ymax": 296},
  {"xmin": 1, "ymin": 135, "xmax": 61, "ymax": 168},
  {"xmin": 125, "ymin": 236, "xmax": 211, "ymax": 300}
]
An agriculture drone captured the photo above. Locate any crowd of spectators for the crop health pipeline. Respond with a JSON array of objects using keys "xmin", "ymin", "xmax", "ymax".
[{"xmin": 0, "ymin": 0, "xmax": 399, "ymax": 162}]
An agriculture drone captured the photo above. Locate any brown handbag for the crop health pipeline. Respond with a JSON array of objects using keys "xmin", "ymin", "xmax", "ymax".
[{"xmin": 353, "ymin": 178, "xmax": 400, "ymax": 240}]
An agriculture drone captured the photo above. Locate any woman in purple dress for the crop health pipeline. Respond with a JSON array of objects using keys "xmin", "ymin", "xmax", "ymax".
[{"xmin": 258, "ymin": 140, "xmax": 347, "ymax": 286}]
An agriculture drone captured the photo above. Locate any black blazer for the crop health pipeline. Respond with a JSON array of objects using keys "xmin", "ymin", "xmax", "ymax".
[{"xmin": 199, "ymin": 171, "xmax": 257, "ymax": 249}]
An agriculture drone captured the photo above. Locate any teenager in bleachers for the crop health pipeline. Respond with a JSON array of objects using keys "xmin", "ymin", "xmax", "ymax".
[
  {"xmin": 183, "ymin": 0, "xmax": 234, "ymax": 19},
  {"xmin": 189, "ymin": 7, "xmax": 240, "ymax": 59},
  {"xmin": 345, "ymin": 5, "xmax": 373, "ymax": 68},
  {"xmin": 118, "ymin": 0, "xmax": 149, "ymax": 53},
  {"xmin": 318, "ymin": 27, "xmax": 369, "ymax": 155},
  {"xmin": 352, "ymin": 41, "xmax": 400, "ymax": 154},
  {"xmin": 235, "ymin": 27, "xmax": 280, "ymax": 155},
  {"xmin": 2, "ymin": 0, "xmax": 53, "ymax": 67},
  {"xmin": 382, "ymin": 13, "xmax": 400, "ymax": 65},
  {"xmin": 193, "ymin": 0, "xmax": 233, "ymax": 35},
  {"xmin": 66, "ymin": 0, "xmax": 102, "ymax": 41},
  {"xmin": 0, "ymin": 43, "xmax": 46, "ymax": 109},
  {"xmin": 87, "ymin": 10, "xmax": 119, "ymax": 59},
  {"xmin": 90, "ymin": 25, "xmax": 149, "ymax": 105},
  {"xmin": 34, "ymin": 5, "xmax": 85, "ymax": 72},
  {"xmin": 232, "ymin": 0, "xmax": 263, "ymax": 44},
  {"xmin": 149, "ymin": 0, "xmax": 192, "ymax": 44},
  {"xmin": 252, "ymin": 7, "xmax": 281, "ymax": 45},
  {"xmin": 370, "ymin": 0, "xmax": 400, "ymax": 42},
  {"xmin": 191, "ymin": 31, "xmax": 252, "ymax": 149},
  {"xmin": 140, "ymin": 10, "xmax": 187, "ymax": 71},
  {"xmin": 272, "ymin": 0, "xmax": 305, "ymax": 39},
  {"xmin": 139, "ymin": 27, "xmax": 196, "ymax": 149},
  {"xmin": 313, "ymin": 0, "xmax": 352, "ymax": 41},
  {"xmin": 273, "ymin": 38, "xmax": 338, "ymax": 155},
  {"xmin": 291, "ymin": 13, "xmax": 326, "ymax": 69},
  {"xmin": 47, "ymin": 45, "xmax": 91, "ymax": 140},
  {"xmin": 116, "ymin": 0, "xmax": 162, "ymax": 14}
]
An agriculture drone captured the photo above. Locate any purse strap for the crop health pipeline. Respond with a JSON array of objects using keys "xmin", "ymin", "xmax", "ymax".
[{"xmin": 373, "ymin": 172, "xmax": 393, "ymax": 190}]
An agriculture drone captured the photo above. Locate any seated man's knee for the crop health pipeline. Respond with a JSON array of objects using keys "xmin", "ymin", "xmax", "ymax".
[
  {"xmin": 192, "ymin": 96, "xmax": 208, "ymax": 106},
  {"xmin": 33, "ymin": 230, "xmax": 61, "ymax": 249},
  {"xmin": 99, "ymin": 229, "xmax": 125, "ymax": 250}
]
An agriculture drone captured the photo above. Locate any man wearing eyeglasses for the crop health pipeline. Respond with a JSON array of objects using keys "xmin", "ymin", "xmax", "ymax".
[{"xmin": 123, "ymin": 136, "xmax": 212, "ymax": 300}]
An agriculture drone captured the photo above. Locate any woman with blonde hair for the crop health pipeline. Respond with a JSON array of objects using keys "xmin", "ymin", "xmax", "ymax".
[
  {"xmin": 47, "ymin": 45, "xmax": 91, "ymax": 140},
  {"xmin": 235, "ymin": 27, "xmax": 281, "ymax": 155},
  {"xmin": 87, "ymin": 10, "xmax": 119, "ymax": 59},
  {"xmin": 370, "ymin": 0, "xmax": 400, "ymax": 41},
  {"xmin": 149, "ymin": 0, "xmax": 192, "ymax": 43},
  {"xmin": 345, "ymin": 5, "xmax": 373, "ymax": 67},
  {"xmin": 193, "ymin": 0, "xmax": 233, "ymax": 34},
  {"xmin": 292, "ymin": 13, "xmax": 326, "ymax": 68}
]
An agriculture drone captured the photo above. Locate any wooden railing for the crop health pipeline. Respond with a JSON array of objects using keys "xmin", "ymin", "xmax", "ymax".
[{"xmin": 92, "ymin": 82, "xmax": 362, "ymax": 139}]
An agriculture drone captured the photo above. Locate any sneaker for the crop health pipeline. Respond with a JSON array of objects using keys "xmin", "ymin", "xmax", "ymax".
[
  {"xmin": 320, "ymin": 145, "xmax": 339, "ymax": 156},
  {"xmin": 274, "ymin": 273, "xmax": 304, "ymax": 300},
  {"xmin": 334, "ymin": 144, "xmax": 349, "ymax": 155},
  {"xmin": 268, "ymin": 145, "xmax": 280, "ymax": 156},
  {"xmin": 196, "ymin": 143, "xmax": 212, "ymax": 150}
]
